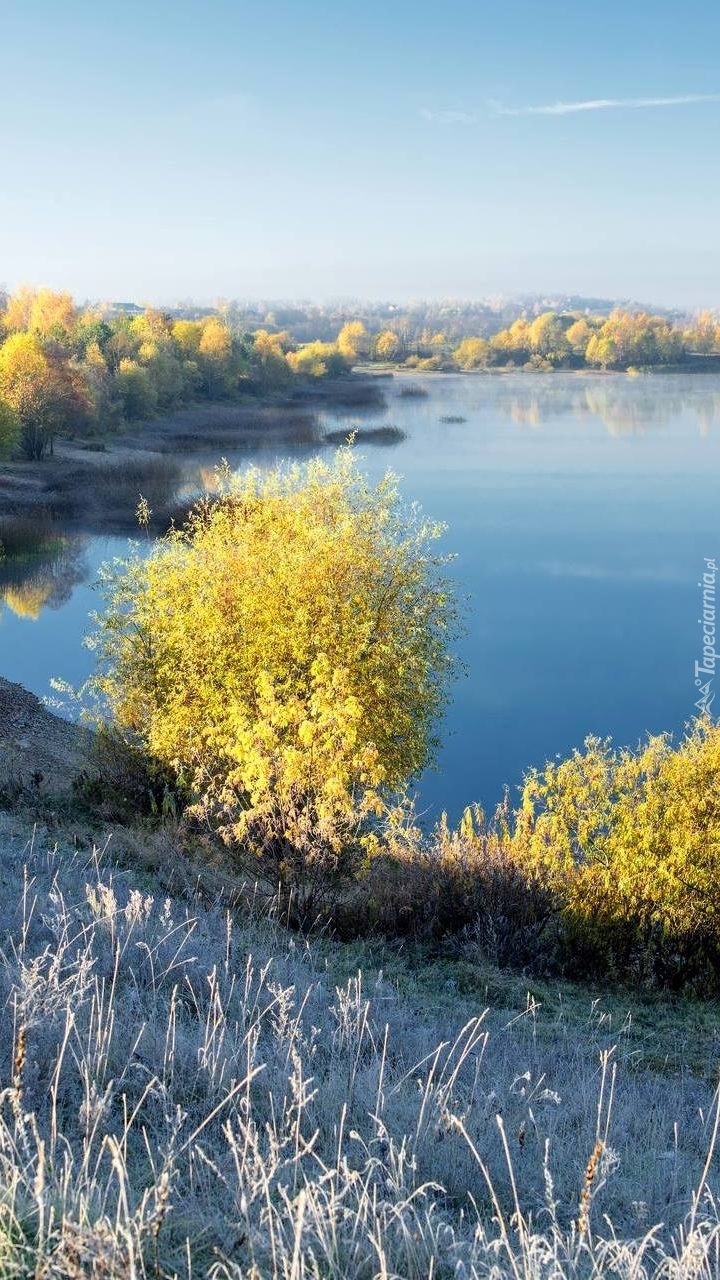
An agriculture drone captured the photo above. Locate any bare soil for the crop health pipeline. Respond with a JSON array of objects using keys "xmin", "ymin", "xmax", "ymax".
[{"xmin": 0, "ymin": 676, "xmax": 93, "ymax": 799}]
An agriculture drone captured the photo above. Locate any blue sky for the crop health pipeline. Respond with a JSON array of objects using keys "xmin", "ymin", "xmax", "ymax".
[{"xmin": 3, "ymin": 0, "xmax": 720, "ymax": 307}]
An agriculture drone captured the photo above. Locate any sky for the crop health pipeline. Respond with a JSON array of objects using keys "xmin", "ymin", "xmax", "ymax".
[{"xmin": 2, "ymin": 0, "xmax": 720, "ymax": 308}]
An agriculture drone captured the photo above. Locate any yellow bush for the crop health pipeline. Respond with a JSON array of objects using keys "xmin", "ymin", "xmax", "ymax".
[
  {"xmin": 90, "ymin": 451, "xmax": 458, "ymax": 908},
  {"xmin": 513, "ymin": 721, "xmax": 720, "ymax": 973}
]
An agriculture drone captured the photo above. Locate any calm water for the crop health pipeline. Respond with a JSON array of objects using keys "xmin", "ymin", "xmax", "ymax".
[{"xmin": 3, "ymin": 372, "xmax": 720, "ymax": 825}]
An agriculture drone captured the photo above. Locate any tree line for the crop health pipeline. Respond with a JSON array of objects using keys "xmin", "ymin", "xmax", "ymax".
[
  {"xmin": 0, "ymin": 288, "xmax": 352, "ymax": 461},
  {"xmin": 2, "ymin": 287, "xmax": 719, "ymax": 461},
  {"xmin": 355, "ymin": 309, "xmax": 720, "ymax": 371}
]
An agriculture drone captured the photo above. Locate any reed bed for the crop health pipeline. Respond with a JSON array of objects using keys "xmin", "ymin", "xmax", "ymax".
[{"xmin": 0, "ymin": 513, "xmax": 60, "ymax": 560}]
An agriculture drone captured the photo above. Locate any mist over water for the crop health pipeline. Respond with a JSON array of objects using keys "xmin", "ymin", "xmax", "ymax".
[{"xmin": 3, "ymin": 371, "xmax": 719, "ymax": 825}]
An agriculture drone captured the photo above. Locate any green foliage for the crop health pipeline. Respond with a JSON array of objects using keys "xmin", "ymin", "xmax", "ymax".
[
  {"xmin": 115, "ymin": 358, "xmax": 158, "ymax": 420},
  {"xmin": 90, "ymin": 450, "xmax": 458, "ymax": 910},
  {"xmin": 0, "ymin": 398, "xmax": 19, "ymax": 457}
]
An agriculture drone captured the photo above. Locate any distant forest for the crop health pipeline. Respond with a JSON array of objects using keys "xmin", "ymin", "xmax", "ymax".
[{"xmin": 1, "ymin": 286, "xmax": 719, "ymax": 459}]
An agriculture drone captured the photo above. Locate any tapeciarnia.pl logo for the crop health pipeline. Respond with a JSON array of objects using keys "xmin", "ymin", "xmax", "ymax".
[{"xmin": 695, "ymin": 557, "xmax": 717, "ymax": 714}]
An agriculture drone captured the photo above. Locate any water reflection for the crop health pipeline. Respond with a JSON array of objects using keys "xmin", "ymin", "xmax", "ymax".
[
  {"xmin": 0, "ymin": 535, "xmax": 89, "ymax": 621},
  {"xmin": 481, "ymin": 376, "xmax": 720, "ymax": 436}
]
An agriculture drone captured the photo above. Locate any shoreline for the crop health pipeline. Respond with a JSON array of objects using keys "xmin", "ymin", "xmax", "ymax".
[
  {"xmin": 2, "ymin": 363, "xmax": 720, "ymax": 537},
  {"xmin": 0, "ymin": 375, "xmax": 385, "ymax": 535}
]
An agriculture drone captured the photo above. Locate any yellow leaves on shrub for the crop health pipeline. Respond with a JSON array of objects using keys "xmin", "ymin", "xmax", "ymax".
[
  {"xmin": 91, "ymin": 449, "xmax": 457, "ymax": 872},
  {"xmin": 514, "ymin": 720, "xmax": 720, "ymax": 944}
]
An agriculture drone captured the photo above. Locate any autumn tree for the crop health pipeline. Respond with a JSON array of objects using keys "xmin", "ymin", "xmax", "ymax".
[
  {"xmin": 91, "ymin": 451, "xmax": 458, "ymax": 912},
  {"xmin": 374, "ymin": 329, "xmax": 402, "ymax": 362},
  {"xmin": 2, "ymin": 287, "xmax": 76, "ymax": 342},
  {"xmin": 136, "ymin": 340, "xmax": 185, "ymax": 410},
  {"xmin": 683, "ymin": 310, "xmax": 719, "ymax": 355},
  {"xmin": 528, "ymin": 312, "xmax": 570, "ymax": 364},
  {"xmin": 337, "ymin": 321, "xmax": 369, "ymax": 362},
  {"xmin": 81, "ymin": 341, "xmax": 117, "ymax": 428},
  {"xmin": 453, "ymin": 336, "xmax": 489, "ymax": 370},
  {"xmin": 565, "ymin": 318, "xmax": 594, "ymax": 361},
  {"xmin": 0, "ymin": 333, "xmax": 89, "ymax": 458},
  {"xmin": 586, "ymin": 311, "xmax": 682, "ymax": 369},
  {"xmin": 28, "ymin": 289, "xmax": 77, "ymax": 341},
  {"xmin": 489, "ymin": 318, "xmax": 532, "ymax": 365},
  {"xmin": 2, "ymin": 286, "xmax": 36, "ymax": 334},
  {"xmin": 197, "ymin": 317, "xmax": 236, "ymax": 397},
  {"xmin": 250, "ymin": 329, "xmax": 292, "ymax": 387}
]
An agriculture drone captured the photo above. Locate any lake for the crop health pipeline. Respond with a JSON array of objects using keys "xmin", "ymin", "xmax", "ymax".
[{"xmin": 2, "ymin": 371, "xmax": 719, "ymax": 826}]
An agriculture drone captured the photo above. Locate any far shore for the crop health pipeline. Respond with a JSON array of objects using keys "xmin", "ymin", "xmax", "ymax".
[{"xmin": 366, "ymin": 357, "xmax": 720, "ymax": 376}]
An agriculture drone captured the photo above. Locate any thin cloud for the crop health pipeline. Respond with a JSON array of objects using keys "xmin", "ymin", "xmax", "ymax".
[
  {"xmin": 493, "ymin": 92, "xmax": 720, "ymax": 117},
  {"xmin": 419, "ymin": 108, "xmax": 476, "ymax": 124}
]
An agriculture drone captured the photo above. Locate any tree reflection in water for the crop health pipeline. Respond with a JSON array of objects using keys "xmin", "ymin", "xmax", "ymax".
[
  {"xmin": 492, "ymin": 377, "xmax": 720, "ymax": 436},
  {"xmin": 0, "ymin": 533, "xmax": 89, "ymax": 621}
]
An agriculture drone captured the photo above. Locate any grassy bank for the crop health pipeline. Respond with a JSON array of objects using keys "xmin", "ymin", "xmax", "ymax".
[{"xmin": 0, "ymin": 809, "xmax": 718, "ymax": 1278}]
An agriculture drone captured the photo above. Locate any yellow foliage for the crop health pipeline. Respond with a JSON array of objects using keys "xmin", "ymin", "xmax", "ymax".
[
  {"xmin": 172, "ymin": 320, "xmax": 203, "ymax": 355},
  {"xmin": 565, "ymin": 318, "xmax": 593, "ymax": 357},
  {"xmin": 514, "ymin": 721, "xmax": 720, "ymax": 947},
  {"xmin": 337, "ymin": 321, "xmax": 369, "ymax": 361},
  {"xmin": 0, "ymin": 332, "xmax": 47, "ymax": 405},
  {"xmin": 91, "ymin": 451, "xmax": 457, "ymax": 888},
  {"xmin": 3, "ymin": 288, "xmax": 76, "ymax": 337},
  {"xmin": 2, "ymin": 579, "xmax": 55, "ymax": 620},
  {"xmin": 29, "ymin": 289, "xmax": 76, "ymax": 337},
  {"xmin": 198, "ymin": 317, "xmax": 232, "ymax": 360},
  {"xmin": 374, "ymin": 330, "xmax": 401, "ymax": 361},
  {"xmin": 453, "ymin": 337, "xmax": 488, "ymax": 370},
  {"xmin": 286, "ymin": 341, "xmax": 347, "ymax": 378}
]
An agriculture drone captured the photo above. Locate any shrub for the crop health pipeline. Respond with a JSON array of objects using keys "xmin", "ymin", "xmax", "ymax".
[
  {"xmin": 512, "ymin": 720, "xmax": 720, "ymax": 987},
  {"xmin": 338, "ymin": 800, "xmax": 557, "ymax": 966},
  {"xmin": 89, "ymin": 450, "xmax": 458, "ymax": 916}
]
